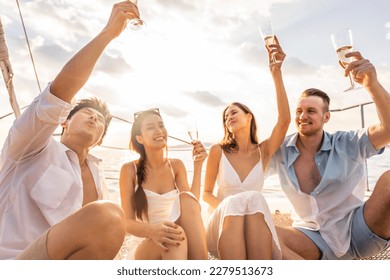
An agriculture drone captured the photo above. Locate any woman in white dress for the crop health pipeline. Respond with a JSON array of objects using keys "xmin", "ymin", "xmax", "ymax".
[
  {"xmin": 119, "ymin": 108, "xmax": 208, "ymax": 260},
  {"xmin": 203, "ymin": 37, "xmax": 290, "ymax": 259}
]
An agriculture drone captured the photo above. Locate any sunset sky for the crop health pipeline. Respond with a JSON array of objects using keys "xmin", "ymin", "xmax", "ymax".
[{"xmin": 1, "ymin": 0, "xmax": 390, "ymax": 149}]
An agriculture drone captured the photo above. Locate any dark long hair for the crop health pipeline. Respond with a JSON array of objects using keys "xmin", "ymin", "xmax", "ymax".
[
  {"xmin": 220, "ymin": 102, "xmax": 258, "ymax": 153},
  {"xmin": 130, "ymin": 109, "xmax": 166, "ymax": 221}
]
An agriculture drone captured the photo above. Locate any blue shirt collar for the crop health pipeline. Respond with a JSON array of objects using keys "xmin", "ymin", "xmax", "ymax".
[{"xmin": 286, "ymin": 131, "xmax": 332, "ymax": 152}]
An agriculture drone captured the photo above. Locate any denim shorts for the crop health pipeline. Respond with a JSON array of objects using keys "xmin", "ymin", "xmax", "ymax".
[{"xmin": 297, "ymin": 205, "xmax": 390, "ymax": 260}]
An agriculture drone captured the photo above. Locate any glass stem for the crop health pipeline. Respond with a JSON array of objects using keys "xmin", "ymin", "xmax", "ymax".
[{"xmin": 348, "ymin": 73, "xmax": 355, "ymax": 88}]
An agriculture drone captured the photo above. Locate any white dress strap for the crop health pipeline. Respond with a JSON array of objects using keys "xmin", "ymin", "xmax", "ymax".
[{"xmin": 167, "ymin": 159, "xmax": 178, "ymax": 190}]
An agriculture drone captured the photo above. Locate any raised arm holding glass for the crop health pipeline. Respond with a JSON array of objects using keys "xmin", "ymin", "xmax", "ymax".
[
  {"xmin": 202, "ymin": 32, "xmax": 290, "ymax": 260},
  {"xmin": 269, "ymin": 48, "xmax": 390, "ymax": 259},
  {"xmin": 0, "ymin": 1, "xmax": 140, "ymax": 260}
]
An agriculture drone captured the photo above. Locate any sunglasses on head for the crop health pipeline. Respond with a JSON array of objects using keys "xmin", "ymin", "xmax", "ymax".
[{"xmin": 133, "ymin": 108, "xmax": 160, "ymax": 120}]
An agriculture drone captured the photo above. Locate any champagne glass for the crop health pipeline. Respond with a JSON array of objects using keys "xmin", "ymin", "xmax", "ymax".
[
  {"xmin": 331, "ymin": 28, "xmax": 361, "ymax": 92},
  {"xmin": 258, "ymin": 20, "xmax": 278, "ymax": 63},
  {"xmin": 185, "ymin": 119, "xmax": 199, "ymax": 160},
  {"xmin": 186, "ymin": 119, "xmax": 198, "ymax": 143},
  {"xmin": 127, "ymin": 0, "xmax": 145, "ymax": 31}
]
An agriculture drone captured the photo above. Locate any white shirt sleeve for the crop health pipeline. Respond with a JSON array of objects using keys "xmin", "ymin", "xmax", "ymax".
[{"xmin": 1, "ymin": 84, "xmax": 74, "ymax": 162}]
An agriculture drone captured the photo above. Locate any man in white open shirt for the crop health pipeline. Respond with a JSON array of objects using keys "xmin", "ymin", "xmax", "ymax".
[
  {"xmin": 268, "ymin": 51, "xmax": 390, "ymax": 259},
  {"xmin": 0, "ymin": 1, "xmax": 141, "ymax": 259}
]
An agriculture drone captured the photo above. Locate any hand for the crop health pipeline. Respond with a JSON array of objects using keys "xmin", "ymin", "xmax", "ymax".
[
  {"xmin": 103, "ymin": 1, "xmax": 141, "ymax": 37},
  {"xmin": 149, "ymin": 221, "xmax": 185, "ymax": 252},
  {"xmin": 192, "ymin": 140, "xmax": 208, "ymax": 163},
  {"xmin": 267, "ymin": 36, "xmax": 286, "ymax": 70},
  {"xmin": 344, "ymin": 51, "xmax": 378, "ymax": 88}
]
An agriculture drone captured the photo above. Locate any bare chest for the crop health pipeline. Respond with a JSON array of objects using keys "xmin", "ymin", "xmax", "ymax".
[
  {"xmin": 293, "ymin": 154, "xmax": 322, "ymax": 194},
  {"xmin": 81, "ymin": 166, "xmax": 98, "ymax": 205},
  {"xmin": 142, "ymin": 165, "xmax": 176, "ymax": 194}
]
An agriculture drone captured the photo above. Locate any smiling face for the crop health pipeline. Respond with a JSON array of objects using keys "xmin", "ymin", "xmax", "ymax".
[
  {"xmin": 138, "ymin": 114, "xmax": 167, "ymax": 148},
  {"xmin": 223, "ymin": 104, "xmax": 252, "ymax": 134},
  {"xmin": 131, "ymin": 112, "xmax": 167, "ymax": 152},
  {"xmin": 295, "ymin": 96, "xmax": 330, "ymax": 137}
]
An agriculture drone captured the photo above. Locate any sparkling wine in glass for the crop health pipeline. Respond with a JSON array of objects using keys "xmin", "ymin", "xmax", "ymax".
[
  {"xmin": 331, "ymin": 28, "xmax": 361, "ymax": 92},
  {"xmin": 258, "ymin": 20, "xmax": 278, "ymax": 63},
  {"xmin": 127, "ymin": 0, "xmax": 145, "ymax": 31}
]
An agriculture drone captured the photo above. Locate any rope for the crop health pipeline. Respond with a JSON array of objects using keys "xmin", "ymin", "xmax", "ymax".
[
  {"xmin": 16, "ymin": 0, "xmax": 42, "ymax": 93},
  {"xmin": 49, "ymin": 114, "xmax": 192, "ymax": 148},
  {"xmin": 111, "ymin": 115, "xmax": 192, "ymax": 145},
  {"xmin": 0, "ymin": 105, "xmax": 28, "ymax": 120},
  {"xmin": 2, "ymin": 109, "xmax": 191, "ymax": 148}
]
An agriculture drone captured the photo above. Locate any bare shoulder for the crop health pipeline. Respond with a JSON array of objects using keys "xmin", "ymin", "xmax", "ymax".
[
  {"xmin": 169, "ymin": 158, "xmax": 185, "ymax": 170},
  {"xmin": 120, "ymin": 161, "xmax": 137, "ymax": 180},
  {"xmin": 209, "ymin": 143, "xmax": 222, "ymax": 157}
]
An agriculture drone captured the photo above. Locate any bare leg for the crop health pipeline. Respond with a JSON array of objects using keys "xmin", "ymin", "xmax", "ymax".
[
  {"xmin": 135, "ymin": 239, "xmax": 162, "ymax": 260},
  {"xmin": 177, "ymin": 193, "xmax": 208, "ymax": 259},
  {"xmin": 245, "ymin": 213, "xmax": 272, "ymax": 259},
  {"xmin": 275, "ymin": 225, "xmax": 320, "ymax": 260},
  {"xmin": 364, "ymin": 170, "xmax": 390, "ymax": 239},
  {"xmin": 47, "ymin": 201, "xmax": 125, "ymax": 260},
  {"xmin": 162, "ymin": 226, "xmax": 188, "ymax": 260},
  {"xmin": 218, "ymin": 216, "xmax": 245, "ymax": 259},
  {"xmin": 135, "ymin": 227, "xmax": 187, "ymax": 260}
]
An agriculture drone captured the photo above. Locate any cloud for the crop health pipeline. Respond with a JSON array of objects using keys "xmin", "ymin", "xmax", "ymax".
[
  {"xmin": 386, "ymin": 22, "xmax": 390, "ymax": 40},
  {"xmin": 283, "ymin": 57, "xmax": 317, "ymax": 75},
  {"xmin": 238, "ymin": 41, "xmax": 317, "ymax": 76},
  {"xmin": 155, "ymin": 0, "xmax": 197, "ymax": 12},
  {"xmin": 20, "ymin": 1, "xmax": 92, "ymax": 43},
  {"xmin": 95, "ymin": 53, "xmax": 133, "ymax": 75},
  {"xmin": 159, "ymin": 104, "xmax": 188, "ymax": 118},
  {"xmin": 239, "ymin": 42, "xmax": 265, "ymax": 67},
  {"xmin": 147, "ymin": 0, "xmax": 199, "ymax": 22},
  {"xmin": 35, "ymin": 44, "xmax": 71, "ymax": 64},
  {"xmin": 185, "ymin": 90, "xmax": 226, "ymax": 107}
]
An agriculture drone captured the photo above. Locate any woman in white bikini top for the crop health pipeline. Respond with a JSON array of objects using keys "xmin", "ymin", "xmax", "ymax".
[{"xmin": 119, "ymin": 108, "xmax": 208, "ymax": 260}]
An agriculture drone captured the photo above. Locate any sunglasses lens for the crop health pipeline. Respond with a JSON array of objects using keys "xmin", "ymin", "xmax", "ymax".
[{"xmin": 134, "ymin": 108, "xmax": 159, "ymax": 120}]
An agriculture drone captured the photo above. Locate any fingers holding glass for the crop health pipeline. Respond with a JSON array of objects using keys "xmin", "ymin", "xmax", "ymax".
[
  {"xmin": 127, "ymin": 0, "xmax": 145, "ymax": 31},
  {"xmin": 268, "ymin": 37, "xmax": 285, "ymax": 67},
  {"xmin": 258, "ymin": 20, "xmax": 281, "ymax": 64},
  {"xmin": 331, "ymin": 28, "xmax": 362, "ymax": 92},
  {"xmin": 192, "ymin": 141, "xmax": 207, "ymax": 162}
]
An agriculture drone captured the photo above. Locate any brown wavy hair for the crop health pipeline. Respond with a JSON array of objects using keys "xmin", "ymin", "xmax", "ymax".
[{"xmin": 220, "ymin": 102, "xmax": 258, "ymax": 153}]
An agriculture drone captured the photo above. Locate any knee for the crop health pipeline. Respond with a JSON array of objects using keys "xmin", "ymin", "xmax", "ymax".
[
  {"xmin": 275, "ymin": 226, "xmax": 289, "ymax": 245},
  {"xmin": 378, "ymin": 170, "xmax": 390, "ymax": 185},
  {"xmin": 176, "ymin": 225, "xmax": 188, "ymax": 241},
  {"xmin": 375, "ymin": 170, "xmax": 390, "ymax": 197},
  {"xmin": 83, "ymin": 201, "xmax": 125, "ymax": 239},
  {"xmin": 179, "ymin": 193, "xmax": 200, "ymax": 212}
]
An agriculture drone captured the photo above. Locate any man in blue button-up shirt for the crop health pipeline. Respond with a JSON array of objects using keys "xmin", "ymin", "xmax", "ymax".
[{"xmin": 269, "ymin": 51, "xmax": 390, "ymax": 259}]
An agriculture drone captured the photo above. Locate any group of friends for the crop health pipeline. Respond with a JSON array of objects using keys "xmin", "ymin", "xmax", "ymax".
[{"xmin": 1, "ymin": 1, "xmax": 389, "ymax": 260}]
